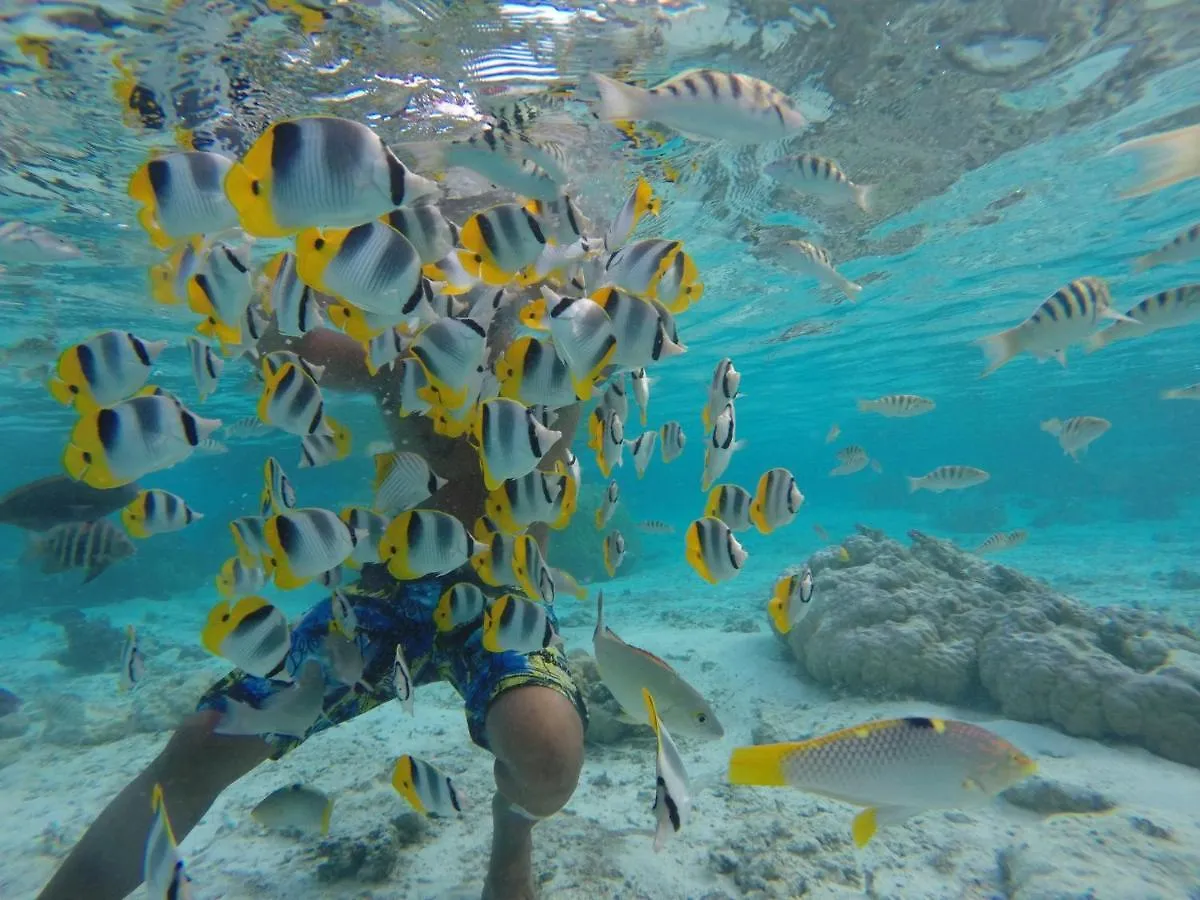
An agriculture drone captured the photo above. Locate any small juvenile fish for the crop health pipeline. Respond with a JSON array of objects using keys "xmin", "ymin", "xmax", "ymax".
[
  {"xmin": 749, "ymin": 467, "xmax": 804, "ymax": 535},
  {"xmin": 685, "ymin": 516, "xmax": 748, "ymax": 584},
  {"xmin": 630, "ymin": 430, "xmax": 657, "ymax": 479},
  {"xmin": 643, "ymin": 688, "xmax": 691, "ymax": 853},
  {"xmin": 727, "ymin": 717, "xmax": 1037, "ymax": 847},
  {"xmin": 372, "ymin": 451, "xmax": 446, "ymax": 515},
  {"xmin": 434, "ymin": 582, "xmax": 488, "ymax": 633},
  {"xmin": 1162, "ymin": 383, "xmax": 1200, "ymax": 401},
  {"xmin": 1109, "ymin": 123, "xmax": 1200, "ymax": 199},
  {"xmin": 393, "ymin": 644, "xmax": 415, "ymax": 714},
  {"xmin": 196, "ymin": 438, "xmax": 229, "ymax": 455},
  {"xmin": 977, "ymin": 277, "xmax": 1131, "ymax": 375},
  {"xmin": 186, "ymin": 336, "xmax": 223, "ymax": 403},
  {"xmin": 49, "ymin": 330, "xmax": 167, "ymax": 412},
  {"xmin": 119, "ymin": 624, "xmax": 146, "ymax": 692},
  {"xmin": 591, "ymin": 69, "xmax": 806, "ymax": 144},
  {"xmin": 830, "ymin": 445, "xmax": 871, "ymax": 477},
  {"xmin": 263, "ymin": 507, "xmax": 358, "ymax": 590},
  {"xmin": 224, "ymin": 415, "xmax": 270, "ymax": 437},
  {"xmin": 637, "ymin": 520, "xmax": 676, "ymax": 535},
  {"xmin": 824, "ymin": 423, "xmax": 840, "ymax": 444},
  {"xmin": 605, "ymin": 177, "xmax": 661, "ymax": 251},
  {"xmin": 392, "ymin": 755, "xmax": 464, "ymax": 817},
  {"xmin": 1134, "ymin": 223, "xmax": 1200, "ymax": 272},
  {"xmin": 595, "ymin": 480, "xmax": 620, "ymax": 530},
  {"xmin": 1039, "ymin": 416, "xmax": 1111, "ymax": 460},
  {"xmin": 143, "ymin": 785, "xmax": 195, "ymax": 900},
  {"xmin": 813, "ymin": 523, "xmax": 830, "ymax": 542},
  {"xmin": 1086, "ymin": 284, "xmax": 1200, "ymax": 351},
  {"xmin": 630, "ymin": 368, "xmax": 652, "ymax": 426},
  {"xmin": 216, "ymin": 556, "xmax": 267, "ymax": 599},
  {"xmin": 907, "ymin": 465, "xmax": 990, "ymax": 494},
  {"xmin": 702, "ymin": 358, "xmax": 741, "ymax": 430},
  {"xmin": 24, "ymin": 518, "xmax": 136, "ymax": 584},
  {"xmin": 603, "ymin": 530, "xmax": 626, "ymax": 578},
  {"xmin": 701, "ymin": 403, "xmax": 743, "ymax": 491},
  {"xmin": 121, "ymin": 489, "xmax": 203, "ymax": 538},
  {"xmin": 767, "ymin": 568, "xmax": 814, "ymax": 634},
  {"xmin": 780, "ymin": 240, "xmax": 862, "ymax": 302},
  {"xmin": 261, "ymin": 457, "xmax": 298, "ymax": 516},
  {"xmin": 765, "ymin": 154, "xmax": 872, "ymax": 212},
  {"xmin": 975, "ymin": 529, "xmax": 1028, "ymax": 555},
  {"xmin": 660, "ymin": 420, "xmax": 686, "ymax": 463},
  {"xmin": 251, "ymin": 783, "xmax": 333, "ymax": 836},
  {"xmin": 596, "ymin": 408, "xmax": 625, "ymax": 478},
  {"xmin": 704, "ymin": 484, "xmax": 754, "ymax": 532},
  {"xmin": 856, "ymin": 394, "xmax": 935, "ymax": 418},
  {"xmin": 482, "ymin": 593, "xmax": 555, "ymax": 654},
  {"xmin": 201, "ymin": 596, "xmax": 292, "ymax": 679}
]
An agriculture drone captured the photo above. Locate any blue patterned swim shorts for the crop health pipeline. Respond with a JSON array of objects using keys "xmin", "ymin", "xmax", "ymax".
[{"xmin": 196, "ymin": 565, "xmax": 587, "ymax": 756}]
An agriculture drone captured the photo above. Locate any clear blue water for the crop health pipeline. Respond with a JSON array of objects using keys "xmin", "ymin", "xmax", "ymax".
[{"xmin": 2, "ymin": 2, "xmax": 1200, "ymax": 898}]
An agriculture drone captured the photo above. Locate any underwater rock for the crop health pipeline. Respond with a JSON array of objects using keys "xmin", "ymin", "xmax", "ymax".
[
  {"xmin": 39, "ymin": 693, "xmax": 130, "ymax": 746},
  {"xmin": 389, "ymin": 812, "xmax": 429, "ymax": 848},
  {"xmin": 315, "ymin": 827, "xmax": 399, "ymax": 883},
  {"xmin": 0, "ymin": 710, "xmax": 30, "ymax": 740},
  {"xmin": 49, "ymin": 609, "xmax": 125, "ymax": 675},
  {"xmin": 780, "ymin": 527, "xmax": 1200, "ymax": 768},
  {"xmin": 566, "ymin": 649, "xmax": 643, "ymax": 744},
  {"xmin": 1162, "ymin": 568, "xmax": 1200, "ymax": 591},
  {"xmin": 1001, "ymin": 775, "xmax": 1116, "ymax": 815}
]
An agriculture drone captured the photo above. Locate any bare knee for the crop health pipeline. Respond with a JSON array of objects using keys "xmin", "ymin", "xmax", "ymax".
[{"xmin": 486, "ymin": 686, "xmax": 584, "ymax": 815}]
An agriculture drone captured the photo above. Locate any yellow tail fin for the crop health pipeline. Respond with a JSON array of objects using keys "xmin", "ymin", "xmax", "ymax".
[{"xmin": 727, "ymin": 744, "xmax": 793, "ymax": 787}]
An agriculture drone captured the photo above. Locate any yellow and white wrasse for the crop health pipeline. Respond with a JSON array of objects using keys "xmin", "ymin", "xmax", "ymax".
[
  {"xmin": 186, "ymin": 336, "xmax": 223, "ymax": 403},
  {"xmin": 977, "ymin": 277, "xmax": 1132, "ymax": 375},
  {"xmin": 750, "ymin": 467, "xmax": 804, "ymax": 535},
  {"xmin": 630, "ymin": 368, "xmax": 651, "ymax": 426},
  {"xmin": 629, "ymin": 429, "xmax": 657, "ymax": 479},
  {"xmin": 1086, "ymin": 284, "xmax": 1200, "ymax": 352},
  {"xmin": 121, "ymin": 489, "xmax": 203, "ymax": 539},
  {"xmin": 704, "ymin": 483, "xmax": 753, "ymax": 532},
  {"xmin": 392, "ymin": 754, "xmax": 465, "ymax": 817},
  {"xmin": 907, "ymin": 465, "xmax": 990, "ymax": 493},
  {"xmin": 495, "ymin": 336, "xmax": 577, "ymax": 408},
  {"xmin": 701, "ymin": 403, "xmax": 743, "ymax": 492},
  {"xmin": 1108, "ymin": 123, "xmax": 1200, "ymax": 199},
  {"xmin": 536, "ymin": 287, "xmax": 618, "ymax": 398},
  {"xmin": 830, "ymin": 445, "xmax": 871, "ymax": 477},
  {"xmin": 434, "ymin": 581, "xmax": 488, "ymax": 633},
  {"xmin": 591, "ymin": 69, "xmax": 806, "ymax": 144},
  {"xmin": 643, "ymin": 688, "xmax": 691, "ymax": 853},
  {"xmin": 470, "ymin": 528, "xmax": 523, "ymax": 589},
  {"xmin": 472, "ymin": 397, "xmax": 563, "ymax": 491},
  {"xmin": 261, "ymin": 350, "xmax": 326, "ymax": 384},
  {"xmin": 410, "ymin": 316, "xmax": 488, "ymax": 409},
  {"xmin": 128, "ymin": 150, "xmax": 238, "ymax": 249},
  {"xmin": 214, "ymin": 658, "xmax": 324, "ymax": 740},
  {"xmin": 216, "ymin": 555, "xmax": 267, "ymax": 599},
  {"xmin": 767, "ymin": 567, "xmax": 814, "ymax": 634},
  {"xmin": 382, "ymin": 203, "xmax": 460, "ymax": 265},
  {"xmin": 597, "ymin": 408, "xmax": 625, "ymax": 478},
  {"xmin": 764, "ymin": 154, "xmax": 872, "ymax": 212},
  {"xmin": 257, "ymin": 360, "xmax": 332, "ymax": 437},
  {"xmin": 299, "ymin": 416, "xmax": 353, "ymax": 469},
  {"xmin": 602, "ymin": 238, "xmax": 682, "ymax": 302},
  {"xmin": 229, "ymin": 515, "xmax": 269, "ymax": 566},
  {"xmin": 340, "ymin": 506, "xmax": 390, "ymax": 566},
  {"xmin": 381, "ymin": 509, "xmax": 483, "ymax": 580},
  {"xmin": 605, "ymin": 177, "xmax": 660, "ymax": 252},
  {"xmin": 224, "ymin": 116, "xmax": 438, "ymax": 237},
  {"xmin": 1133, "ymin": 224, "xmax": 1200, "ymax": 272},
  {"xmin": 63, "ymin": 393, "xmax": 221, "ymax": 489},
  {"xmin": 599, "ymin": 377, "xmax": 629, "ymax": 426},
  {"xmin": 144, "ymin": 785, "xmax": 196, "ymax": 900},
  {"xmin": 594, "ymin": 479, "xmax": 620, "ymax": 531},
  {"xmin": 119, "ymin": 624, "xmax": 145, "ymax": 692},
  {"xmin": 485, "ymin": 469, "xmax": 567, "ymax": 534},
  {"xmin": 685, "ymin": 516, "xmax": 747, "ymax": 584},
  {"xmin": 513, "ymin": 533, "xmax": 556, "ymax": 603},
  {"xmin": 1039, "ymin": 416, "xmax": 1111, "ymax": 460},
  {"xmin": 1162, "ymin": 383, "xmax": 1200, "ymax": 401},
  {"xmin": 261, "ymin": 456, "xmax": 298, "ymax": 516},
  {"xmin": 780, "ymin": 240, "xmax": 861, "ymax": 302},
  {"xmin": 856, "ymin": 394, "xmax": 935, "ymax": 418},
  {"xmin": 728, "ymin": 717, "xmax": 1037, "ymax": 848},
  {"xmin": 549, "ymin": 565, "xmax": 587, "ymax": 601},
  {"xmin": 660, "ymin": 420, "xmax": 686, "ymax": 463},
  {"xmin": 702, "ymin": 358, "xmax": 741, "ymax": 431},
  {"xmin": 265, "ymin": 251, "xmax": 326, "ymax": 337},
  {"xmin": 393, "ymin": 643, "xmax": 415, "ymax": 713},
  {"xmin": 201, "ymin": 595, "xmax": 292, "ymax": 679},
  {"xmin": 149, "ymin": 238, "xmax": 203, "ymax": 307},
  {"xmin": 591, "ymin": 287, "xmax": 685, "ymax": 371},
  {"xmin": 482, "ymin": 593, "xmax": 556, "ymax": 654},
  {"xmin": 251, "ymin": 783, "xmax": 333, "ymax": 836},
  {"xmin": 594, "ymin": 592, "xmax": 723, "ymax": 738},
  {"xmin": 457, "ymin": 202, "xmax": 547, "ymax": 285},
  {"xmin": 975, "ymin": 529, "xmax": 1028, "ymax": 555},
  {"xmin": 295, "ymin": 220, "xmax": 422, "ymax": 319},
  {"xmin": 188, "ymin": 241, "xmax": 253, "ymax": 342},
  {"xmin": 262, "ymin": 507, "xmax": 359, "ymax": 589},
  {"xmin": 603, "ymin": 529, "xmax": 626, "ymax": 578},
  {"xmin": 371, "ymin": 451, "xmax": 446, "ymax": 515},
  {"xmin": 48, "ymin": 330, "xmax": 167, "ymax": 412}
]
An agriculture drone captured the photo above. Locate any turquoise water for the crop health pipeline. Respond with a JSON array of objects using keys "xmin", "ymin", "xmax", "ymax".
[{"xmin": 2, "ymin": 2, "xmax": 1200, "ymax": 899}]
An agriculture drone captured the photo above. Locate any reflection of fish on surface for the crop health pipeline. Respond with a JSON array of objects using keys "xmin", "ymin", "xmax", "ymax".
[
  {"xmin": 22, "ymin": 519, "xmax": 136, "ymax": 583},
  {"xmin": 0, "ymin": 475, "xmax": 140, "ymax": 532}
]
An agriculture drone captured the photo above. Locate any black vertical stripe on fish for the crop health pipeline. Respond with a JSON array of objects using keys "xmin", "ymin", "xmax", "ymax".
[
  {"xmin": 77, "ymin": 342, "xmax": 99, "ymax": 390},
  {"xmin": 310, "ymin": 509, "xmax": 340, "ymax": 548},
  {"xmin": 406, "ymin": 509, "xmax": 425, "ymax": 554},
  {"xmin": 658, "ymin": 776, "xmax": 681, "ymax": 832},
  {"xmin": 723, "ymin": 529, "xmax": 740, "ymax": 570},
  {"xmin": 204, "ymin": 348, "xmax": 220, "ymax": 379},
  {"xmin": 189, "ymin": 151, "xmax": 224, "ymax": 192},
  {"xmin": 477, "ymin": 213, "xmax": 500, "ymax": 258},
  {"xmin": 145, "ymin": 490, "xmax": 160, "ymax": 522},
  {"xmin": 147, "ymin": 157, "xmax": 171, "ymax": 199},
  {"xmin": 386, "ymin": 147, "xmax": 409, "ymax": 206},
  {"xmin": 271, "ymin": 120, "xmax": 304, "ymax": 186},
  {"xmin": 682, "ymin": 75, "xmax": 699, "ymax": 96},
  {"xmin": 96, "ymin": 406, "xmax": 122, "ymax": 454},
  {"xmin": 275, "ymin": 513, "xmax": 302, "ymax": 556},
  {"xmin": 496, "ymin": 206, "xmax": 524, "ymax": 253},
  {"xmin": 432, "ymin": 509, "xmax": 456, "ymax": 554},
  {"xmin": 221, "ymin": 245, "xmax": 248, "ymax": 274},
  {"xmin": 128, "ymin": 332, "xmax": 151, "ymax": 367},
  {"xmin": 699, "ymin": 71, "xmax": 720, "ymax": 97},
  {"xmin": 339, "ymin": 221, "xmax": 374, "ymax": 261}
]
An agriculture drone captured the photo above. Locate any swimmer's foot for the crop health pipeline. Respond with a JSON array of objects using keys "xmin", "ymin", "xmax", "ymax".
[{"xmin": 481, "ymin": 793, "xmax": 537, "ymax": 900}]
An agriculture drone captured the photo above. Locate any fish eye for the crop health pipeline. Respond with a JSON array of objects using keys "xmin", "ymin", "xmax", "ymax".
[
  {"xmin": 69, "ymin": 384, "xmax": 78, "ymax": 394},
  {"xmin": 697, "ymin": 713, "xmax": 708, "ymax": 724},
  {"xmin": 314, "ymin": 238, "xmax": 325, "ymax": 251},
  {"xmin": 81, "ymin": 451, "xmax": 92, "ymax": 463},
  {"xmin": 221, "ymin": 613, "xmax": 230, "ymax": 622},
  {"xmin": 250, "ymin": 180, "xmax": 261, "ymax": 196}
]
